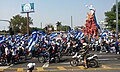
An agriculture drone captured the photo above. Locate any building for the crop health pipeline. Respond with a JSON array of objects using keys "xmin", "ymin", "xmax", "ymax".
[{"xmin": 99, "ymin": 20, "xmax": 108, "ymax": 31}]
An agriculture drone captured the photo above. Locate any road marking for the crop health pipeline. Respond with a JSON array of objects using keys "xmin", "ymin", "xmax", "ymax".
[
  {"xmin": 0, "ymin": 66, "xmax": 10, "ymax": 68},
  {"xmin": 57, "ymin": 66, "xmax": 66, "ymax": 70},
  {"xmin": 101, "ymin": 65, "xmax": 111, "ymax": 69},
  {"xmin": 0, "ymin": 69, "xmax": 4, "ymax": 72},
  {"xmin": 2, "ymin": 66, "xmax": 120, "ymax": 71},
  {"xmin": 0, "ymin": 66, "xmax": 10, "ymax": 72},
  {"xmin": 37, "ymin": 67, "xmax": 44, "ymax": 71},
  {"xmin": 17, "ymin": 68, "xmax": 23, "ymax": 72},
  {"xmin": 98, "ymin": 55, "xmax": 120, "ymax": 57},
  {"xmin": 98, "ymin": 58, "xmax": 118, "ymax": 61},
  {"xmin": 78, "ymin": 66, "xmax": 85, "ymax": 70},
  {"xmin": 60, "ymin": 62, "xmax": 70, "ymax": 64},
  {"xmin": 42, "ymin": 62, "xmax": 49, "ymax": 67}
]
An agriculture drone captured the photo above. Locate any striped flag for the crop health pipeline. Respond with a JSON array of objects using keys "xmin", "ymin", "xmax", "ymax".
[
  {"xmin": 94, "ymin": 14, "xmax": 100, "ymax": 29},
  {"xmin": 101, "ymin": 30, "xmax": 109, "ymax": 37},
  {"xmin": 49, "ymin": 32, "xmax": 58, "ymax": 39},
  {"xmin": 0, "ymin": 36, "xmax": 6, "ymax": 43},
  {"xmin": 102, "ymin": 32, "xmax": 108, "ymax": 37},
  {"xmin": 27, "ymin": 31, "xmax": 39, "ymax": 51},
  {"xmin": 14, "ymin": 34, "xmax": 21, "ymax": 42},
  {"xmin": 74, "ymin": 32, "xmax": 84, "ymax": 39},
  {"xmin": 8, "ymin": 35, "xmax": 12, "ymax": 41},
  {"xmin": 38, "ymin": 31, "xmax": 46, "ymax": 36}
]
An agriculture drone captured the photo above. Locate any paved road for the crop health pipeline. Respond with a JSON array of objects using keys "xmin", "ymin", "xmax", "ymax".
[{"xmin": 0, "ymin": 52, "xmax": 120, "ymax": 72}]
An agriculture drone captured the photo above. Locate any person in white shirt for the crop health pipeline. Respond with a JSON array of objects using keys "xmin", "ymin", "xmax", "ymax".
[
  {"xmin": 27, "ymin": 63, "xmax": 35, "ymax": 72},
  {"xmin": 11, "ymin": 48, "xmax": 17, "ymax": 64},
  {"xmin": 5, "ymin": 47, "xmax": 8, "ymax": 56},
  {"xmin": 5, "ymin": 47, "xmax": 11, "ymax": 65}
]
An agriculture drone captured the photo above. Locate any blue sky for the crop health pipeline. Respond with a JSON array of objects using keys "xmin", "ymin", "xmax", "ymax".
[{"xmin": 0, "ymin": 0, "xmax": 119, "ymax": 30}]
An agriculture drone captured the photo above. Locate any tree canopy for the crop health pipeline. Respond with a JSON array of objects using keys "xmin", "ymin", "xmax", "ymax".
[
  {"xmin": 56, "ymin": 21, "xmax": 62, "ymax": 31},
  {"xmin": 105, "ymin": 1, "xmax": 120, "ymax": 31},
  {"xmin": 10, "ymin": 14, "xmax": 33, "ymax": 34}
]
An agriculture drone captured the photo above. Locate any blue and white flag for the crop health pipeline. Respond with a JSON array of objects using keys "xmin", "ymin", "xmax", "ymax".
[
  {"xmin": 27, "ymin": 31, "xmax": 39, "ymax": 51},
  {"xmin": 8, "ymin": 35, "xmax": 12, "ymax": 41},
  {"xmin": 0, "ymin": 36, "xmax": 6, "ymax": 43},
  {"xmin": 101, "ymin": 30, "xmax": 109, "ymax": 37},
  {"xmin": 38, "ymin": 31, "xmax": 46, "ymax": 36},
  {"xmin": 49, "ymin": 32, "xmax": 58, "ymax": 39},
  {"xmin": 24, "ymin": 34, "xmax": 28, "ymax": 37},
  {"xmin": 14, "ymin": 34, "xmax": 20, "ymax": 42},
  {"xmin": 102, "ymin": 32, "xmax": 108, "ymax": 37},
  {"xmin": 94, "ymin": 14, "xmax": 100, "ymax": 29},
  {"xmin": 20, "ymin": 35, "xmax": 25, "ymax": 40},
  {"xmin": 74, "ymin": 32, "xmax": 84, "ymax": 39}
]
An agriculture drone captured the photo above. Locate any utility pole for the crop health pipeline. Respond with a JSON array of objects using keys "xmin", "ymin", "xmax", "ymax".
[
  {"xmin": 21, "ymin": 3, "xmax": 34, "ymax": 35},
  {"xmin": 27, "ymin": 12, "xmax": 29, "ymax": 35},
  {"xmin": 116, "ymin": 0, "xmax": 118, "ymax": 41},
  {"xmin": 4, "ymin": 26, "xmax": 5, "ymax": 36},
  {"xmin": 71, "ymin": 16, "xmax": 73, "ymax": 29},
  {"xmin": 41, "ymin": 22, "xmax": 42, "ymax": 29}
]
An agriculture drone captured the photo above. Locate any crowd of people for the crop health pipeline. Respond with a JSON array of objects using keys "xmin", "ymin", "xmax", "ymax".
[{"xmin": 0, "ymin": 30, "xmax": 120, "ymax": 66}]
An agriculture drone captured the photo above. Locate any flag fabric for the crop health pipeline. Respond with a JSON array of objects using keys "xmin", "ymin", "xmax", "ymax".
[
  {"xmin": 14, "ymin": 34, "xmax": 21, "ymax": 42},
  {"xmin": 20, "ymin": 35, "xmax": 25, "ymax": 40},
  {"xmin": 94, "ymin": 13, "xmax": 100, "ymax": 29},
  {"xmin": 24, "ymin": 34, "xmax": 28, "ymax": 37},
  {"xmin": 0, "ymin": 36, "xmax": 6, "ymax": 43},
  {"xmin": 101, "ymin": 30, "xmax": 113, "ymax": 37},
  {"xmin": 8, "ymin": 35, "xmax": 12, "ymax": 41},
  {"xmin": 100, "ymin": 30, "xmax": 110, "ymax": 39},
  {"xmin": 49, "ymin": 32, "xmax": 58, "ymax": 39},
  {"xmin": 74, "ymin": 32, "xmax": 84, "ymax": 39},
  {"xmin": 102, "ymin": 32, "xmax": 108, "ymax": 37},
  {"xmin": 27, "ymin": 31, "xmax": 39, "ymax": 51},
  {"xmin": 38, "ymin": 31, "xmax": 46, "ymax": 36}
]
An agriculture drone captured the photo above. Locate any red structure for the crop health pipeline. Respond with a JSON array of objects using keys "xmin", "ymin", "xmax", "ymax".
[{"xmin": 84, "ymin": 5, "xmax": 98, "ymax": 41}]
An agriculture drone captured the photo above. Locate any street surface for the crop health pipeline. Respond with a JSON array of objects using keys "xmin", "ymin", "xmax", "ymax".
[{"xmin": 0, "ymin": 52, "xmax": 120, "ymax": 72}]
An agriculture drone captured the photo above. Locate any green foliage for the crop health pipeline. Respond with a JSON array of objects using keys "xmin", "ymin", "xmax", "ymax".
[
  {"xmin": 56, "ymin": 21, "xmax": 71, "ymax": 31},
  {"xmin": 10, "ymin": 14, "xmax": 33, "ymax": 34},
  {"xmin": 61, "ymin": 25, "xmax": 71, "ymax": 31},
  {"xmin": 74, "ymin": 26, "xmax": 85, "ymax": 31},
  {"xmin": 56, "ymin": 21, "xmax": 62, "ymax": 31},
  {"xmin": 44, "ymin": 24, "xmax": 54, "ymax": 34},
  {"xmin": 43, "ymin": 22, "xmax": 71, "ymax": 33},
  {"xmin": 105, "ymin": 1, "xmax": 120, "ymax": 31},
  {"xmin": 30, "ymin": 27, "xmax": 45, "ymax": 33},
  {"xmin": 74, "ymin": 26, "xmax": 80, "ymax": 31}
]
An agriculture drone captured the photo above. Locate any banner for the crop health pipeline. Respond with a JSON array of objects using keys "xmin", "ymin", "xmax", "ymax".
[{"xmin": 21, "ymin": 3, "xmax": 34, "ymax": 13}]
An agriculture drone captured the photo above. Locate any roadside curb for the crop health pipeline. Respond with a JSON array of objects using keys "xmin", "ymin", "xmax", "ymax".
[{"xmin": 2, "ymin": 66, "xmax": 120, "ymax": 72}]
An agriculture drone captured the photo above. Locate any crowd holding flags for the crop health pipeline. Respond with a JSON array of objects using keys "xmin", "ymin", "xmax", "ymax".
[
  {"xmin": 0, "ymin": 4, "xmax": 110, "ymax": 54},
  {"xmin": 0, "ymin": 30, "xmax": 85, "ymax": 51},
  {"xmin": 0, "ymin": 25, "xmax": 119, "ymax": 66},
  {"xmin": 0, "ymin": 3, "xmax": 116, "ymax": 54},
  {"xmin": 0, "ymin": 29, "xmax": 115, "ymax": 50}
]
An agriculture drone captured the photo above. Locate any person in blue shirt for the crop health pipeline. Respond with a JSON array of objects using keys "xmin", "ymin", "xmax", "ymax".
[{"xmin": 115, "ymin": 39, "xmax": 120, "ymax": 54}]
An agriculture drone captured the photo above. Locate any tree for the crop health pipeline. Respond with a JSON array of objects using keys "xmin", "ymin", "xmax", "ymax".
[
  {"xmin": 56, "ymin": 21, "xmax": 62, "ymax": 31},
  {"xmin": 74, "ymin": 26, "xmax": 85, "ymax": 32},
  {"xmin": 9, "ymin": 27, "xmax": 14, "ymax": 35},
  {"xmin": 105, "ymin": 1, "xmax": 120, "ymax": 31},
  {"xmin": 61, "ymin": 25, "xmax": 71, "ymax": 31},
  {"xmin": 30, "ymin": 27, "xmax": 45, "ymax": 33},
  {"xmin": 10, "ymin": 14, "xmax": 33, "ymax": 34},
  {"xmin": 74, "ymin": 26, "xmax": 81, "ymax": 31},
  {"xmin": 44, "ymin": 24, "xmax": 54, "ymax": 34},
  {"xmin": 56, "ymin": 21, "xmax": 72, "ymax": 31}
]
